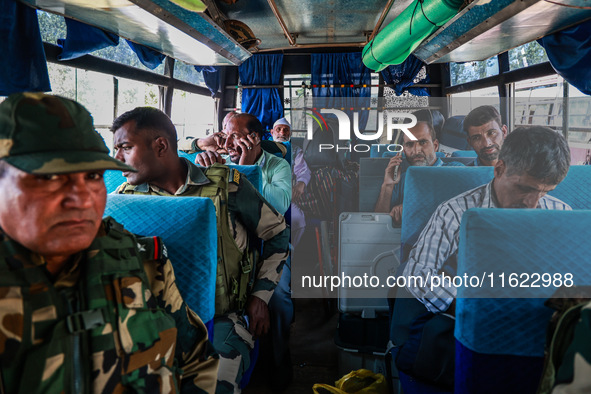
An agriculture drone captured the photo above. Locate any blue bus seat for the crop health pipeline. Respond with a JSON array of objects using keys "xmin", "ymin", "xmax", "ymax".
[
  {"xmin": 104, "ymin": 170, "xmax": 127, "ymax": 194},
  {"xmin": 401, "ymin": 165, "xmax": 591, "ymax": 262},
  {"xmin": 402, "ymin": 166, "xmax": 494, "ymax": 262},
  {"xmin": 382, "ymin": 151, "xmax": 446, "ymax": 158},
  {"xmin": 179, "ymin": 151, "xmax": 264, "ymax": 193},
  {"xmin": 228, "ymin": 165, "xmax": 263, "ymax": 193},
  {"xmin": 440, "ymin": 116, "xmax": 470, "ymax": 151},
  {"xmin": 103, "ymin": 195, "xmax": 217, "ymax": 325},
  {"xmin": 358, "ymin": 158, "xmax": 409, "ymax": 211},
  {"xmin": 451, "ymin": 150, "xmax": 476, "ymax": 157},
  {"xmin": 440, "ymin": 157, "xmax": 472, "ymax": 165},
  {"xmin": 455, "ymin": 209, "xmax": 591, "ymax": 393},
  {"xmin": 178, "ymin": 150, "xmax": 197, "ymax": 163},
  {"xmin": 547, "ymin": 165, "xmax": 591, "ymax": 209}
]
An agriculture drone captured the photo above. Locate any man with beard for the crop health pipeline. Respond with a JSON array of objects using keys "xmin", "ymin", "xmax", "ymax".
[
  {"xmin": 463, "ymin": 105, "xmax": 507, "ymax": 166},
  {"xmin": 374, "ymin": 120, "xmax": 463, "ymax": 225}
]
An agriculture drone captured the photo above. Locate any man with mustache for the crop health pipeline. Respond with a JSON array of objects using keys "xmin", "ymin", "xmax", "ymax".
[
  {"xmin": 463, "ymin": 105, "xmax": 508, "ymax": 166},
  {"xmin": 111, "ymin": 107, "xmax": 290, "ymax": 394},
  {"xmin": 374, "ymin": 119, "xmax": 463, "ymax": 225},
  {"xmin": 0, "ymin": 93, "xmax": 218, "ymax": 393},
  {"xmin": 394, "ymin": 126, "xmax": 571, "ymax": 391},
  {"xmin": 195, "ymin": 113, "xmax": 291, "ymax": 215}
]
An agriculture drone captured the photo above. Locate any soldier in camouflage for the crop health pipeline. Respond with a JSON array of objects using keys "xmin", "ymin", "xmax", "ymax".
[
  {"xmin": 0, "ymin": 93, "xmax": 218, "ymax": 393},
  {"xmin": 110, "ymin": 107, "xmax": 290, "ymax": 394}
]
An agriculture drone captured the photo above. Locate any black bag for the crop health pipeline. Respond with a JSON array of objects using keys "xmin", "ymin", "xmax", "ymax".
[{"xmin": 391, "ymin": 288, "xmax": 455, "ymax": 390}]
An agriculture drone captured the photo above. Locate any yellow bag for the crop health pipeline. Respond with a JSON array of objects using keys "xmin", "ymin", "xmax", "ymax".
[{"xmin": 312, "ymin": 369, "xmax": 388, "ymax": 394}]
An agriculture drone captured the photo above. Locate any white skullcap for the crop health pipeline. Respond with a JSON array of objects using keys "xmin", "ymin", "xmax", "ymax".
[{"xmin": 273, "ymin": 117, "xmax": 291, "ymax": 128}]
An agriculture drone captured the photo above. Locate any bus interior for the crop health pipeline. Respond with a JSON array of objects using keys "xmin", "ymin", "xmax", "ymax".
[{"xmin": 3, "ymin": 0, "xmax": 591, "ymax": 392}]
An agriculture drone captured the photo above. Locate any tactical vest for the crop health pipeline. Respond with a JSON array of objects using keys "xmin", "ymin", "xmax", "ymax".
[
  {"xmin": 195, "ymin": 164, "xmax": 255, "ymax": 315},
  {"xmin": 0, "ymin": 219, "xmax": 180, "ymax": 393},
  {"xmin": 117, "ymin": 163, "xmax": 255, "ymax": 316}
]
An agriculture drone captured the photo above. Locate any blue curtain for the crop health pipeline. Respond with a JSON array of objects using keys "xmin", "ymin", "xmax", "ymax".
[
  {"xmin": 311, "ymin": 52, "xmax": 371, "ymax": 130},
  {"xmin": 194, "ymin": 66, "xmax": 221, "ymax": 98},
  {"xmin": 381, "ymin": 55, "xmax": 430, "ymax": 96},
  {"xmin": 538, "ymin": 21, "xmax": 591, "ymax": 95},
  {"xmin": 59, "ymin": 18, "xmax": 165, "ymax": 70},
  {"xmin": 0, "ymin": 1, "xmax": 50, "ymax": 95},
  {"xmin": 238, "ymin": 54, "xmax": 283, "ymax": 130},
  {"xmin": 125, "ymin": 40, "xmax": 165, "ymax": 70},
  {"xmin": 58, "ymin": 18, "xmax": 119, "ymax": 60}
]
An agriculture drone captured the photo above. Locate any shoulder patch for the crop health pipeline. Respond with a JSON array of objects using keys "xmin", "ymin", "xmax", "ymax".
[
  {"xmin": 137, "ymin": 236, "xmax": 166, "ymax": 261},
  {"xmin": 231, "ymin": 168, "xmax": 241, "ymax": 185}
]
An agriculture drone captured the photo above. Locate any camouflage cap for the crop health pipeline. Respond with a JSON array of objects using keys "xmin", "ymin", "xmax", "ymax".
[{"xmin": 0, "ymin": 92, "xmax": 136, "ymax": 174}]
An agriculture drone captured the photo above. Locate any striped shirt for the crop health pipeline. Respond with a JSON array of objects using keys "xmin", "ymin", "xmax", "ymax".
[{"xmin": 402, "ymin": 180, "xmax": 572, "ymax": 313}]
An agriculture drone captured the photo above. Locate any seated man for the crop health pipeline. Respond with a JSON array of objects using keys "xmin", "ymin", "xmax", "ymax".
[
  {"xmin": 396, "ymin": 126, "xmax": 571, "ymax": 388},
  {"xmin": 195, "ymin": 113, "xmax": 292, "ymax": 215},
  {"xmin": 463, "ymin": 105, "xmax": 508, "ymax": 166},
  {"xmin": 270, "ymin": 117, "xmax": 310, "ymax": 246},
  {"xmin": 0, "ymin": 93, "xmax": 218, "ymax": 393},
  {"xmin": 374, "ymin": 120, "xmax": 463, "ymax": 224},
  {"xmin": 188, "ymin": 111, "xmax": 289, "ymax": 165},
  {"xmin": 110, "ymin": 107, "xmax": 290, "ymax": 394}
]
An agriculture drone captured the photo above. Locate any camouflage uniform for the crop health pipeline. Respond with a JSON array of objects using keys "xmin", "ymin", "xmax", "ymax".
[
  {"xmin": 0, "ymin": 219, "xmax": 218, "ymax": 393},
  {"xmin": 116, "ymin": 159, "xmax": 290, "ymax": 393},
  {"xmin": 0, "ymin": 93, "xmax": 219, "ymax": 393}
]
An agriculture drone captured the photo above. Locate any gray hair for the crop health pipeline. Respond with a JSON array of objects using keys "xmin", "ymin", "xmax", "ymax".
[{"xmin": 499, "ymin": 126, "xmax": 570, "ymax": 185}]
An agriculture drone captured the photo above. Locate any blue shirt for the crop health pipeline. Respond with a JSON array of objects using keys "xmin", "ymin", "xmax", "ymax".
[{"xmin": 390, "ymin": 158, "xmax": 464, "ymax": 208}]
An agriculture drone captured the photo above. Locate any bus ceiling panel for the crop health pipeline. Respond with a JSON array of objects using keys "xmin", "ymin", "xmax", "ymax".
[
  {"xmin": 215, "ymin": 0, "xmax": 393, "ymax": 50},
  {"xmin": 413, "ymin": 0, "xmax": 591, "ymax": 64},
  {"xmin": 20, "ymin": 0, "xmax": 252, "ymax": 66}
]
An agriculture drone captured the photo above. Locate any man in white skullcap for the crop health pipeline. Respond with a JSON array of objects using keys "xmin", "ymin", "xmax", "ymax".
[{"xmin": 271, "ymin": 117, "xmax": 292, "ymax": 142}]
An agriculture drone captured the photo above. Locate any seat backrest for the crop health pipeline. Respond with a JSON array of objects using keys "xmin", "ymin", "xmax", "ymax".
[
  {"xmin": 104, "ymin": 195, "xmax": 217, "ymax": 323},
  {"xmin": 451, "ymin": 150, "xmax": 477, "ymax": 157},
  {"xmin": 383, "ymin": 151, "xmax": 446, "ymax": 158},
  {"xmin": 440, "ymin": 115, "xmax": 470, "ymax": 150},
  {"xmin": 104, "ymin": 170, "xmax": 127, "ymax": 194},
  {"xmin": 400, "ymin": 165, "xmax": 591, "ymax": 261},
  {"xmin": 104, "ymin": 158, "xmax": 264, "ymax": 195},
  {"xmin": 401, "ymin": 166, "xmax": 493, "ymax": 259},
  {"xmin": 178, "ymin": 150, "xmax": 197, "ymax": 163},
  {"xmin": 358, "ymin": 157, "xmax": 410, "ymax": 211},
  {"xmin": 228, "ymin": 165, "xmax": 263, "ymax": 193},
  {"xmin": 455, "ymin": 209, "xmax": 591, "ymax": 393},
  {"xmin": 440, "ymin": 157, "xmax": 472, "ymax": 165},
  {"xmin": 546, "ymin": 165, "xmax": 591, "ymax": 210}
]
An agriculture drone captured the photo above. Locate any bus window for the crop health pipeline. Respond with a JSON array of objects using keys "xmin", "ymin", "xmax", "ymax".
[
  {"xmin": 450, "ymin": 56, "xmax": 499, "ymax": 86},
  {"xmin": 171, "ymin": 90, "xmax": 215, "ymax": 141},
  {"xmin": 508, "ymin": 41, "xmax": 549, "ymax": 71}
]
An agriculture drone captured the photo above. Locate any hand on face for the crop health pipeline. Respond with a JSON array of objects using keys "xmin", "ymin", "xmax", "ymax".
[{"xmin": 234, "ymin": 133, "xmax": 260, "ymax": 165}]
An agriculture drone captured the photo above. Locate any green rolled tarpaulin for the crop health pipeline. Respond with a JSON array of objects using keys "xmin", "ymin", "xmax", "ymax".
[{"xmin": 362, "ymin": 0, "xmax": 464, "ymax": 71}]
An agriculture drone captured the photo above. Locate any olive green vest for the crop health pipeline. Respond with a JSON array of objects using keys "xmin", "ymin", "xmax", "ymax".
[
  {"xmin": 0, "ymin": 219, "xmax": 180, "ymax": 393},
  {"xmin": 195, "ymin": 164, "xmax": 255, "ymax": 315}
]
